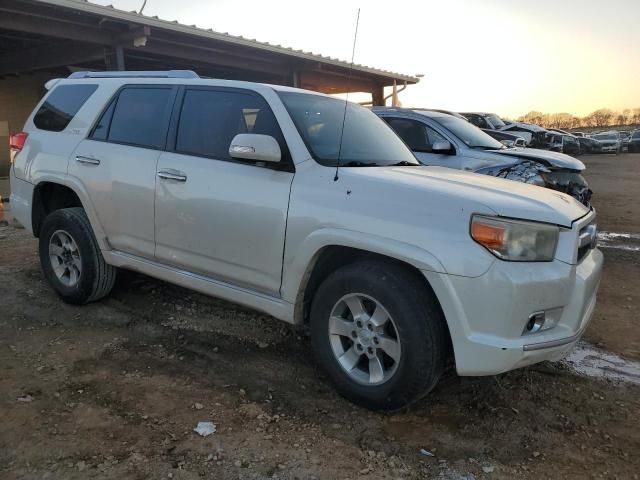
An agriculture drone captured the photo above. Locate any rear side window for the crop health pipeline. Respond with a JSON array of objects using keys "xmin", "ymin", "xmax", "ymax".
[
  {"xmin": 105, "ymin": 87, "xmax": 173, "ymax": 149},
  {"xmin": 33, "ymin": 84, "xmax": 98, "ymax": 132},
  {"xmin": 175, "ymin": 89, "xmax": 285, "ymax": 161}
]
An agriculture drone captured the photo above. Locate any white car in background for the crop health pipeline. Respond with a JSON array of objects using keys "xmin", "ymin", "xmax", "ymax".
[
  {"xmin": 374, "ymin": 108, "xmax": 592, "ymax": 206},
  {"xmin": 592, "ymin": 132, "xmax": 621, "ymax": 154},
  {"xmin": 10, "ymin": 71, "xmax": 602, "ymax": 410}
]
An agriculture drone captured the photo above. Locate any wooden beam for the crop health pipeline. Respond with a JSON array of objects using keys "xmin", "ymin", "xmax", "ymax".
[
  {"xmin": 372, "ymin": 86, "xmax": 385, "ymax": 106},
  {"xmin": 141, "ymin": 39, "xmax": 286, "ymax": 76},
  {"xmin": 115, "ymin": 46, "xmax": 125, "ymax": 70},
  {"xmin": 0, "ymin": 10, "xmax": 114, "ymax": 44},
  {"xmin": 0, "ymin": 8, "xmax": 149, "ymax": 47},
  {"xmin": 299, "ymin": 70, "xmax": 375, "ymax": 94},
  {"xmin": 0, "ymin": 43, "xmax": 106, "ymax": 76}
]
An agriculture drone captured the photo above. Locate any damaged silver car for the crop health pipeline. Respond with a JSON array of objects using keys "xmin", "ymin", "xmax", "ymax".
[{"xmin": 373, "ymin": 108, "xmax": 592, "ymax": 206}]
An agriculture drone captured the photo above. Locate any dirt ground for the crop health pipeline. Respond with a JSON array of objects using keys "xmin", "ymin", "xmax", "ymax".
[
  {"xmin": 1, "ymin": 154, "xmax": 639, "ymax": 480},
  {"xmin": 580, "ymin": 153, "xmax": 640, "ymax": 360}
]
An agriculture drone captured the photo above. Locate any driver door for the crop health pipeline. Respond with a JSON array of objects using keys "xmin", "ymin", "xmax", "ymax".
[{"xmin": 154, "ymin": 87, "xmax": 294, "ymax": 296}]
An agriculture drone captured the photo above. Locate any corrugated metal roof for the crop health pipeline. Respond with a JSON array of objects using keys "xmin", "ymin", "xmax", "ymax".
[{"xmin": 34, "ymin": 0, "xmax": 419, "ymax": 83}]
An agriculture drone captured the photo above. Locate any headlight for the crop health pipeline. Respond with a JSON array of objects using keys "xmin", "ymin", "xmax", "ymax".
[{"xmin": 470, "ymin": 215, "xmax": 559, "ymax": 261}]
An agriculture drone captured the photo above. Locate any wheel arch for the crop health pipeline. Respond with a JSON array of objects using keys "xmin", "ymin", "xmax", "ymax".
[
  {"xmin": 285, "ymin": 229, "xmax": 453, "ymax": 354},
  {"xmin": 31, "ymin": 178, "xmax": 109, "ymax": 250},
  {"xmin": 292, "ymin": 243, "xmax": 455, "ymax": 365}
]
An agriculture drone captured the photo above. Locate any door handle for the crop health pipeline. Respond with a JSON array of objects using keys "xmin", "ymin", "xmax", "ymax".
[
  {"xmin": 75, "ymin": 155, "xmax": 100, "ymax": 165},
  {"xmin": 157, "ymin": 169, "xmax": 187, "ymax": 182}
]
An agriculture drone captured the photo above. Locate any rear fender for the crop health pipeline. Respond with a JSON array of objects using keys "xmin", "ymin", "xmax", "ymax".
[{"xmin": 33, "ymin": 174, "xmax": 110, "ymax": 251}]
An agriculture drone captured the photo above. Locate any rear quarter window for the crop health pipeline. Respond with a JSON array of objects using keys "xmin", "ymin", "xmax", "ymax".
[{"xmin": 33, "ymin": 84, "xmax": 98, "ymax": 132}]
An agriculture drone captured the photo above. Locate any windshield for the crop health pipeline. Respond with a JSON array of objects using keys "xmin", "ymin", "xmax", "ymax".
[
  {"xmin": 593, "ymin": 133, "xmax": 617, "ymax": 140},
  {"xmin": 486, "ymin": 114, "xmax": 506, "ymax": 129},
  {"xmin": 278, "ymin": 92, "xmax": 419, "ymax": 167},
  {"xmin": 435, "ymin": 115, "xmax": 505, "ymax": 150}
]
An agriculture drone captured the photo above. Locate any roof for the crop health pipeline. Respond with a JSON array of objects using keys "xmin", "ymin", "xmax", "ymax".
[{"xmin": 34, "ymin": 0, "xmax": 419, "ymax": 84}]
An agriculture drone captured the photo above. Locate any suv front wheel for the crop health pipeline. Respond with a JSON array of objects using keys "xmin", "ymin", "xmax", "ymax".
[
  {"xmin": 310, "ymin": 260, "xmax": 448, "ymax": 410},
  {"xmin": 39, "ymin": 207, "xmax": 116, "ymax": 304}
]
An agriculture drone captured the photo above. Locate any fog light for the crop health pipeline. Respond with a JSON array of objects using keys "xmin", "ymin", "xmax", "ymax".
[{"xmin": 524, "ymin": 312, "xmax": 546, "ymax": 334}]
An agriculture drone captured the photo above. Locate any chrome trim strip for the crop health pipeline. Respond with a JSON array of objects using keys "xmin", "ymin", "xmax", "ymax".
[
  {"xmin": 523, "ymin": 331, "xmax": 582, "ymax": 351},
  {"xmin": 578, "ymin": 230, "xmax": 592, "ymax": 248}
]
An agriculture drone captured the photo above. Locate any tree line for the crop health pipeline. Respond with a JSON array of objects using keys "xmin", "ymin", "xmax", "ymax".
[{"xmin": 515, "ymin": 108, "xmax": 640, "ymax": 129}]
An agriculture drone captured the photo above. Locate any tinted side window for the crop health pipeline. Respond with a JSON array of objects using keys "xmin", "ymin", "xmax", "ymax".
[
  {"xmin": 465, "ymin": 115, "xmax": 486, "ymax": 129},
  {"xmin": 108, "ymin": 87, "xmax": 173, "ymax": 149},
  {"xmin": 385, "ymin": 118, "xmax": 430, "ymax": 151},
  {"xmin": 176, "ymin": 89, "xmax": 284, "ymax": 161},
  {"xmin": 425, "ymin": 125, "xmax": 448, "ymax": 146},
  {"xmin": 91, "ymin": 101, "xmax": 115, "ymax": 141},
  {"xmin": 385, "ymin": 118, "xmax": 448, "ymax": 153},
  {"xmin": 33, "ymin": 84, "xmax": 98, "ymax": 132}
]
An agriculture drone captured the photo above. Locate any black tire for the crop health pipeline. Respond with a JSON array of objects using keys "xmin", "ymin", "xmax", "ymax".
[
  {"xmin": 309, "ymin": 260, "xmax": 449, "ymax": 410},
  {"xmin": 39, "ymin": 207, "xmax": 116, "ymax": 304}
]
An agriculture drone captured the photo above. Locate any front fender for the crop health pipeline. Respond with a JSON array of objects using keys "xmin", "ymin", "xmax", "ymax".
[{"xmin": 280, "ymin": 227, "xmax": 447, "ymax": 312}]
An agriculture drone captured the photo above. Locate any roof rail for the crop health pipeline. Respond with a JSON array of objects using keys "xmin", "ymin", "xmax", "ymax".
[{"xmin": 67, "ymin": 70, "xmax": 199, "ymax": 79}]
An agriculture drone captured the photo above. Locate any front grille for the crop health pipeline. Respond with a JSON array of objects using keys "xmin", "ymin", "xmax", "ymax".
[{"xmin": 577, "ymin": 222, "xmax": 597, "ymax": 262}]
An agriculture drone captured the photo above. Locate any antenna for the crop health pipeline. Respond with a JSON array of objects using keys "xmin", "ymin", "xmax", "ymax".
[
  {"xmin": 334, "ymin": 8, "xmax": 361, "ymax": 182},
  {"xmin": 138, "ymin": 0, "xmax": 148, "ymax": 14}
]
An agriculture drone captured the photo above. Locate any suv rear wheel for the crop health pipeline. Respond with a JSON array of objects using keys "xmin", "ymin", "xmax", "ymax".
[
  {"xmin": 309, "ymin": 260, "xmax": 448, "ymax": 410},
  {"xmin": 39, "ymin": 207, "xmax": 116, "ymax": 304}
]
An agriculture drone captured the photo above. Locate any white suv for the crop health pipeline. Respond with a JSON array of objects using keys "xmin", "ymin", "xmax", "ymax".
[{"xmin": 10, "ymin": 71, "xmax": 603, "ymax": 410}]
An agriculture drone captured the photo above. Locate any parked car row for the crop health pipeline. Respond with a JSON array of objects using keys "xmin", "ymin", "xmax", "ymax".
[
  {"xmin": 628, "ymin": 130, "xmax": 640, "ymax": 152},
  {"xmin": 9, "ymin": 71, "xmax": 602, "ymax": 410},
  {"xmin": 441, "ymin": 110, "xmax": 638, "ymax": 156}
]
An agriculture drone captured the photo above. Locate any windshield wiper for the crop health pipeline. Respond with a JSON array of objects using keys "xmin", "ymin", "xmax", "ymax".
[{"xmin": 341, "ymin": 161, "xmax": 378, "ymax": 167}]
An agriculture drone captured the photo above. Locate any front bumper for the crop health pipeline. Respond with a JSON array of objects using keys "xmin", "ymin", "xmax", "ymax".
[
  {"xmin": 600, "ymin": 145, "xmax": 618, "ymax": 153},
  {"xmin": 423, "ymin": 247, "xmax": 603, "ymax": 376}
]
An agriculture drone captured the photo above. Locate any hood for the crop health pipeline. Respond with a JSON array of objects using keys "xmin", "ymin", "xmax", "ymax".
[
  {"xmin": 501, "ymin": 121, "xmax": 548, "ymax": 133},
  {"xmin": 344, "ymin": 166, "xmax": 590, "ymax": 228},
  {"xmin": 492, "ymin": 147, "xmax": 585, "ymax": 170}
]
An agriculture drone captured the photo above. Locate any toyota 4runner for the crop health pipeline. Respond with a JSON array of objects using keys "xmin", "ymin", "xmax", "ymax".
[{"xmin": 9, "ymin": 71, "xmax": 603, "ymax": 410}]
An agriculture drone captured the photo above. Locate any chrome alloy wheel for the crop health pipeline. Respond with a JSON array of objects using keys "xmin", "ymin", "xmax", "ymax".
[
  {"xmin": 328, "ymin": 293, "xmax": 401, "ymax": 385},
  {"xmin": 49, "ymin": 230, "xmax": 82, "ymax": 287}
]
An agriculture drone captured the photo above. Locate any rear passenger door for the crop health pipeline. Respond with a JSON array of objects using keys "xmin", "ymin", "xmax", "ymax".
[
  {"xmin": 70, "ymin": 85, "xmax": 177, "ymax": 258},
  {"xmin": 384, "ymin": 117, "xmax": 461, "ymax": 169},
  {"xmin": 154, "ymin": 87, "xmax": 294, "ymax": 296}
]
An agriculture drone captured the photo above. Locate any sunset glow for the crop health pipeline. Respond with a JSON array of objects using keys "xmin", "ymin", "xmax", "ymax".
[{"xmin": 93, "ymin": 0, "xmax": 640, "ymax": 118}]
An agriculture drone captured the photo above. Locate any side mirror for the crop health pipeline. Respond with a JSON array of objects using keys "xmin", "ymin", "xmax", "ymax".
[
  {"xmin": 431, "ymin": 140, "xmax": 452, "ymax": 154},
  {"xmin": 229, "ymin": 134, "xmax": 281, "ymax": 163}
]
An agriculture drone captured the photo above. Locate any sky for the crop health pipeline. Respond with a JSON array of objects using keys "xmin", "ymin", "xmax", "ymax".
[{"xmin": 93, "ymin": 0, "xmax": 640, "ymax": 118}]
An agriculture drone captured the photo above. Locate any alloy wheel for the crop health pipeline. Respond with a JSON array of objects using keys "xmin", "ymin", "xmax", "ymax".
[
  {"xmin": 49, "ymin": 230, "xmax": 82, "ymax": 287},
  {"xmin": 328, "ymin": 293, "xmax": 401, "ymax": 385}
]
